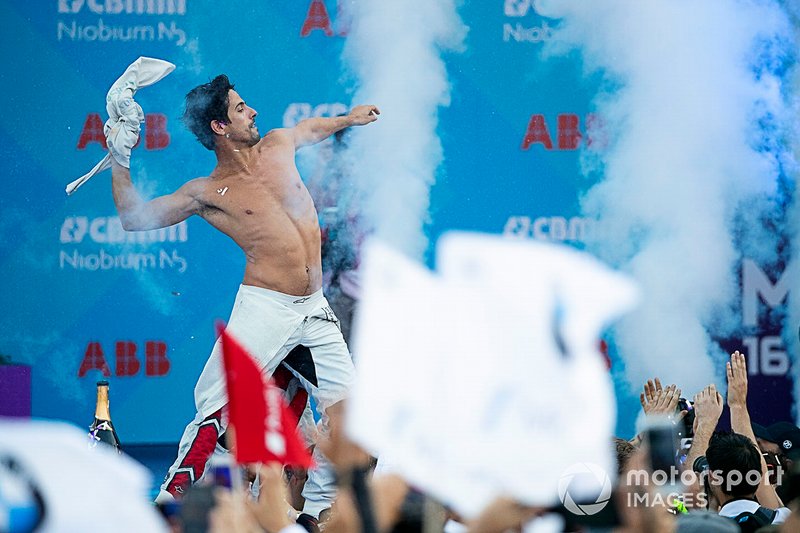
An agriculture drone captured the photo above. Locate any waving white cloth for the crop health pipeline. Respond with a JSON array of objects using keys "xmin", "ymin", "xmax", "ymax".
[{"xmin": 66, "ymin": 57, "xmax": 175, "ymax": 195}]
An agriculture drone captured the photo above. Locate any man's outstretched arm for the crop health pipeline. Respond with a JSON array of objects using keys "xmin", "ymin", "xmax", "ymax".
[
  {"xmin": 112, "ymin": 159, "xmax": 204, "ymax": 231},
  {"xmin": 288, "ymin": 105, "xmax": 380, "ymax": 149}
]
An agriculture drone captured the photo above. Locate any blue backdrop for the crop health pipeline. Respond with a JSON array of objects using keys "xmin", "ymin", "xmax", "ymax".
[{"xmin": 1, "ymin": 0, "xmax": 792, "ymax": 443}]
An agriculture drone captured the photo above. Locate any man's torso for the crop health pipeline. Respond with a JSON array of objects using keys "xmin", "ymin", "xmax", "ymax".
[{"xmin": 194, "ymin": 132, "xmax": 322, "ymax": 296}]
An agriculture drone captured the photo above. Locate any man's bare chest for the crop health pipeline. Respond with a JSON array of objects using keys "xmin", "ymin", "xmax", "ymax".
[{"xmin": 204, "ymin": 173, "xmax": 314, "ymax": 219}]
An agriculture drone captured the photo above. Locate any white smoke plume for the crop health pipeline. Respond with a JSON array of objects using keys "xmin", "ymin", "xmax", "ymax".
[
  {"xmin": 339, "ymin": 0, "xmax": 467, "ymax": 259},
  {"xmin": 535, "ymin": 0, "xmax": 793, "ymax": 394},
  {"xmin": 785, "ymin": 1, "xmax": 800, "ymax": 421}
]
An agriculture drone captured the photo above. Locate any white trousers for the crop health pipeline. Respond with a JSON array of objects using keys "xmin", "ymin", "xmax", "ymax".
[{"xmin": 157, "ymin": 284, "xmax": 355, "ymax": 517}]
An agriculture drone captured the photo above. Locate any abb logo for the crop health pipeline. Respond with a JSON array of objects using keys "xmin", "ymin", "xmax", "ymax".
[
  {"xmin": 78, "ymin": 340, "xmax": 170, "ymax": 377},
  {"xmin": 521, "ymin": 113, "xmax": 606, "ymax": 151},
  {"xmin": 301, "ymin": 0, "xmax": 347, "ymax": 37},
  {"xmin": 77, "ymin": 113, "xmax": 170, "ymax": 150}
]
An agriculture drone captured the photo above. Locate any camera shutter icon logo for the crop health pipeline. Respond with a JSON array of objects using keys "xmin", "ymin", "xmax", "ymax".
[{"xmin": 558, "ymin": 462, "xmax": 613, "ymax": 515}]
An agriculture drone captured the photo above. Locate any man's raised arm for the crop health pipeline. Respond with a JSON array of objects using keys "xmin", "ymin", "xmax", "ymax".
[
  {"xmin": 111, "ymin": 159, "xmax": 204, "ymax": 231},
  {"xmin": 727, "ymin": 350, "xmax": 783, "ymax": 509},
  {"xmin": 288, "ymin": 105, "xmax": 380, "ymax": 149}
]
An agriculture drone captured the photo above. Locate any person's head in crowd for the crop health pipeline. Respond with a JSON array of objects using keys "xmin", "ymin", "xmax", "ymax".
[
  {"xmin": 768, "ymin": 422, "xmax": 800, "ymax": 464},
  {"xmin": 753, "ymin": 423, "xmax": 781, "ymax": 456},
  {"xmin": 763, "ymin": 422, "xmax": 800, "ymax": 504},
  {"xmin": 705, "ymin": 432, "xmax": 762, "ymax": 505},
  {"xmin": 674, "ymin": 510, "xmax": 739, "ymax": 533},
  {"xmin": 752, "ymin": 423, "xmax": 786, "ymax": 490}
]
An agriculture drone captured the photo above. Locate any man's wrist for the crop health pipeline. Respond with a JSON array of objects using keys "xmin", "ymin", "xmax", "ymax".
[
  {"xmin": 695, "ymin": 419, "xmax": 718, "ymax": 437},
  {"xmin": 262, "ymin": 515, "xmax": 293, "ymax": 533},
  {"xmin": 729, "ymin": 402, "xmax": 748, "ymax": 411}
]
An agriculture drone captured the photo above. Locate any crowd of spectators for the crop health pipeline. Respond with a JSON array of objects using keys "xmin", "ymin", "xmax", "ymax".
[
  {"xmin": 3, "ymin": 347, "xmax": 799, "ymax": 533},
  {"xmin": 144, "ymin": 349, "xmax": 800, "ymax": 533}
]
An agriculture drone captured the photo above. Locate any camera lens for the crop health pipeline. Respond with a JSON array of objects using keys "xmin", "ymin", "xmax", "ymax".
[{"xmin": 692, "ymin": 455, "xmax": 709, "ymax": 473}]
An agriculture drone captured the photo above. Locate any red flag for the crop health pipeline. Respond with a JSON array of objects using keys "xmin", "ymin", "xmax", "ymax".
[{"xmin": 219, "ymin": 325, "xmax": 312, "ymax": 468}]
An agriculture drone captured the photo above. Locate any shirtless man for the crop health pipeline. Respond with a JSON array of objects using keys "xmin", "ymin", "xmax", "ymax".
[{"xmin": 111, "ymin": 74, "xmax": 378, "ymax": 517}]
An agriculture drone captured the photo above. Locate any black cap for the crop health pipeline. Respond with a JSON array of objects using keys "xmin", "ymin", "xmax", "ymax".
[
  {"xmin": 768, "ymin": 421, "xmax": 800, "ymax": 460},
  {"xmin": 752, "ymin": 422, "xmax": 776, "ymax": 443}
]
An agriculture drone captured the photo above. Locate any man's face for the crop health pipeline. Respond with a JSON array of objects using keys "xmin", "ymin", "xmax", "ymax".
[
  {"xmin": 757, "ymin": 437, "xmax": 782, "ymax": 456},
  {"xmin": 224, "ymin": 89, "xmax": 260, "ymax": 146}
]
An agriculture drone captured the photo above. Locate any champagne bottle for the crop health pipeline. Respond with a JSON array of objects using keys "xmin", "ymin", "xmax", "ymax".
[{"xmin": 88, "ymin": 380, "xmax": 122, "ymax": 453}]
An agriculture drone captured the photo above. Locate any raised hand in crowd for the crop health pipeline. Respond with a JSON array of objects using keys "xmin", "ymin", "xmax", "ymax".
[
  {"xmin": 726, "ymin": 350, "xmax": 748, "ymax": 410},
  {"xmin": 693, "ymin": 384, "xmax": 724, "ymax": 428},
  {"xmin": 208, "ymin": 488, "xmax": 262, "ymax": 533},
  {"xmin": 318, "ymin": 402, "xmax": 414, "ymax": 533},
  {"xmin": 208, "ymin": 463, "xmax": 297, "ymax": 533},
  {"xmin": 640, "ymin": 378, "xmax": 686, "ymax": 420},
  {"xmin": 465, "ymin": 497, "xmax": 544, "ymax": 533},
  {"xmin": 680, "ymin": 384, "xmax": 724, "ymax": 509},
  {"xmin": 325, "ymin": 473, "xmax": 411, "ymax": 533},
  {"xmin": 248, "ymin": 463, "xmax": 297, "ymax": 533},
  {"xmin": 726, "ymin": 350, "xmax": 783, "ymax": 509},
  {"xmin": 684, "ymin": 384, "xmax": 723, "ymax": 473}
]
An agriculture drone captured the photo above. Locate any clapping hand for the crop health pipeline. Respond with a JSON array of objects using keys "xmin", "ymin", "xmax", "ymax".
[
  {"xmin": 692, "ymin": 384, "xmax": 723, "ymax": 430},
  {"xmin": 640, "ymin": 378, "xmax": 687, "ymax": 420}
]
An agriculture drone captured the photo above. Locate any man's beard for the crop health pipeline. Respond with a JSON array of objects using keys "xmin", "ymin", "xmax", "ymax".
[
  {"xmin": 248, "ymin": 126, "xmax": 260, "ymax": 144},
  {"xmin": 238, "ymin": 127, "xmax": 260, "ymax": 146}
]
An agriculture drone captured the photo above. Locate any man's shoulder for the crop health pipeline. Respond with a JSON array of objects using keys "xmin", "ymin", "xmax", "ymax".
[
  {"xmin": 260, "ymin": 128, "xmax": 294, "ymax": 147},
  {"xmin": 183, "ymin": 175, "xmax": 212, "ymax": 188},
  {"xmin": 718, "ymin": 498, "xmax": 759, "ymax": 517},
  {"xmin": 719, "ymin": 499, "xmax": 791, "ymax": 525},
  {"xmin": 178, "ymin": 176, "xmax": 213, "ymax": 198}
]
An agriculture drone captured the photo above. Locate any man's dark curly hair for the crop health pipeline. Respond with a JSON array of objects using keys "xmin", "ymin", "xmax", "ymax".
[
  {"xmin": 183, "ymin": 74, "xmax": 234, "ymax": 150},
  {"xmin": 706, "ymin": 432, "xmax": 762, "ymax": 497}
]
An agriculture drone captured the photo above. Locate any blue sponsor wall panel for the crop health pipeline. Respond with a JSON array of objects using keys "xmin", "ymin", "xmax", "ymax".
[{"xmin": 0, "ymin": 0, "xmax": 792, "ymax": 444}]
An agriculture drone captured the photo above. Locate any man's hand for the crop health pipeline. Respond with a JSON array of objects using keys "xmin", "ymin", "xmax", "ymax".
[
  {"xmin": 247, "ymin": 462, "xmax": 295, "ymax": 533},
  {"xmin": 348, "ymin": 105, "xmax": 380, "ymax": 126},
  {"xmin": 693, "ymin": 384, "xmax": 723, "ymax": 428},
  {"xmin": 726, "ymin": 350, "xmax": 748, "ymax": 409},
  {"xmin": 640, "ymin": 378, "xmax": 685, "ymax": 419},
  {"xmin": 317, "ymin": 401, "xmax": 372, "ymax": 471},
  {"xmin": 466, "ymin": 497, "xmax": 543, "ymax": 533},
  {"xmin": 682, "ymin": 384, "xmax": 722, "ymax": 483},
  {"xmin": 209, "ymin": 489, "xmax": 261, "ymax": 533}
]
